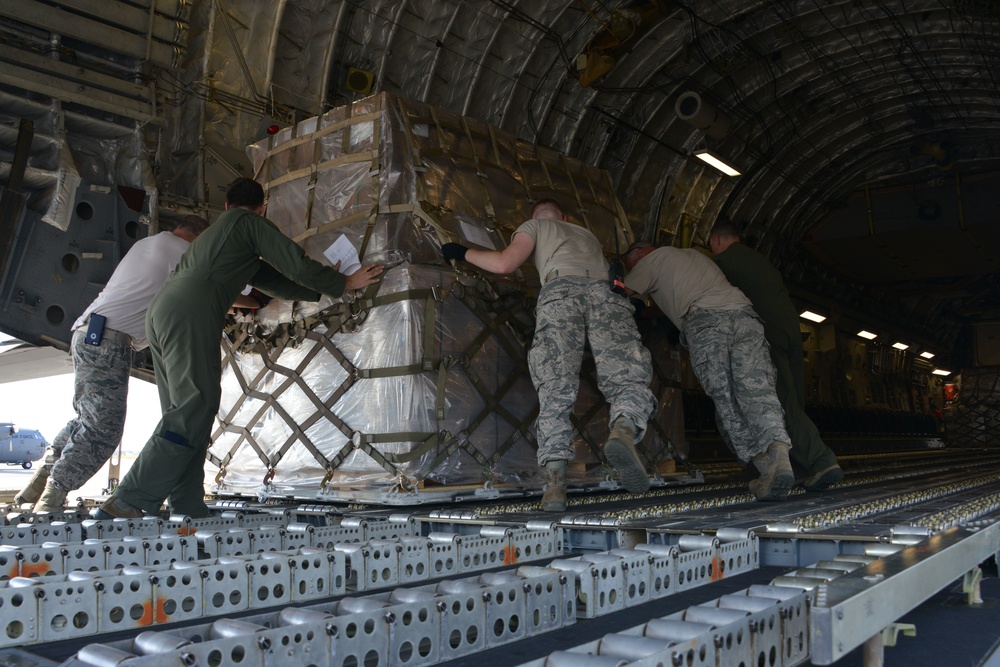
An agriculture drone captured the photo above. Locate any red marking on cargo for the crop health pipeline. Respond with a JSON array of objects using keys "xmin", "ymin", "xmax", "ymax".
[{"xmin": 176, "ymin": 526, "xmax": 197, "ymax": 536}]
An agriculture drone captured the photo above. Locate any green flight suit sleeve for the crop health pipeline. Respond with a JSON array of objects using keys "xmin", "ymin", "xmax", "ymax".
[
  {"xmin": 250, "ymin": 261, "xmax": 323, "ymax": 301},
  {"xmin": 246, "ymin": 214, "xmax": 348, "ymax": 299}
]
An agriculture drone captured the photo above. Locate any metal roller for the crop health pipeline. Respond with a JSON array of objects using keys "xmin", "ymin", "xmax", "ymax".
[
  {"xmin": 635, "ymin": 543, "xmax": 678, "ymax": 558},
  {"xmin": 746, "ymin": 585, "xmax": 807, "ymax": 602},
  {"xmin": 67, "ymin": 570, "xmax": 100, "ymax": 581},
  {"xmin": 516, "ymin": 565, "xmax": 561, "ymax": 578},
  {"xmin": 609, "ymin": 548, "xmax": 653, "ymax": 563},
  {"xmin": 597, "ymin": 633, "xmax": 674, "ymax": 659},
  {"xmin": 683, "ymin": 605, "xmax": 748, "ymax": 626},
  {"xmin": 209, "ymin": 619, "xmax": 268, "ymax": 639},
  {"xmin": 677, "ymin": 534, "xmax": 719, "ymax": 552},
  {"xmin": 716, "ymin": 527, "xmax": 753, "ymax": 542},
  {"xmin": 865, "ymin": 544, "xmax": 904, "ymax": 557},
  {"xmin": 525, "ymin": 520, "xmax": 559, "ymax": 531},
  {"xmin": 277, "ymin": 607, "xmax": 335, "ymax": 626},
  {"xmin": 285, "ymin": 522, "xmax": 316, "ymax": 535},
  {"xmin": 217, "ymin": 555, "xmax": 246, "ymax": 566},
  {"xmin": 643, "ymin": 618, "xmax": 714, "ymax": 641},
  {"xmin": 435, "ymin": 579, "xmax": 486, "ymax": 595},
  {"xmin": 765, "ymin": 523, "xmax": 804, "ymax": 534},
  {"xmin": 388, "ymin": 589, "xmax": 438, "ymax": 605},
  {"xmin": 891, "ymin": 525, "xmax": 932, "ymax": 538},
  {"xmin": 340, "ymin": 517, "xmax": 367, "ymax": 530},
  {"xmin": 336, "ymin": 598, "xmax": 391, "ymax": 615},
  {"xmin": 429, "ymin": 532, "xmax": 461, "ymax": 544},
  {"xmin": 479, "ymin": 526, "xmax": 512, "ymax": 538},
  {"xmin": 833, "ymin": 554, "xmax": 880, "ymax": 566},
  {"xmin": 544, "ymin": 650, "xmax": 627, "ymax": 667},
  {"xmin": 717, "ymin": 594, "xmax": 776, "ymax": 613},
  {"xmin": 479, "ymin": 572, "xmax": 525, "ymax": 586},
  {"xmin": 294, "ymin": 505, "xmax": 332, "ymax": 515},
  {"xmin": 770, "ymin": 574, "xmax": 831, "ymax": 590},
  {"xmin": 814, "ymin": 560, "xmax": 863, "ymax": 573},
  {"xmin": 76, "ymin": 644, "xmax": 137, "ymax": 667},
  {"xmin": 7, "ymin": 576, "xmax": 41, "ymax": 588},
  {"xmin": 549, "ymin": 559, "xmax": 593, "ymax": 575},
  {"xmin": 389, "ymin": 514, "xmax": 415, "ymax": 524},
  {"xmin": 792, "ymin": 567, "xmax": 848, "ymax": 581},
  {"xmin": 133, "ymin": 631, "xmax": 192, "ymax": 655},
  {"xmin": 170, "ymin": 560, "xmax": 201, "ymax": 571}
]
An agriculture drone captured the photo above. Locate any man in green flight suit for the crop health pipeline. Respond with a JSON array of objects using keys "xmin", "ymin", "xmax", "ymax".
[
  {"xmin": 709, "ymin": 220, "xmax": 842, "ymax": 491},
  {"xmin": 95, "ymin": 178, "xmax": 383, "ymax": 519}
]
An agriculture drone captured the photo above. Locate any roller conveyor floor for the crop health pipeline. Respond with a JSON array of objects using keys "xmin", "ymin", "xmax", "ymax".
[{"xmin": 2, "ymin": 444, "xmax": 1000, "ymax": 667}]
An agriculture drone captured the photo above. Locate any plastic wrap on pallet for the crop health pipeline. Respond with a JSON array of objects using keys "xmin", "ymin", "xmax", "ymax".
[{"xmin": 208, "ymin": 91, "xmax": 684, "ymax": 501}]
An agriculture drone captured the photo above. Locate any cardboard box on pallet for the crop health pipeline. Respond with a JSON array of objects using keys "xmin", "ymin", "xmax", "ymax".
[{"xmin": 206, "ymin": 92, "xmax": 686, "ymax": 503}]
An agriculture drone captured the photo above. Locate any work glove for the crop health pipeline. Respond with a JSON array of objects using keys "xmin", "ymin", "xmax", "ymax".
[{"xmin": 442, "ymin": 242, "xmax": 469, "ymax": 264}]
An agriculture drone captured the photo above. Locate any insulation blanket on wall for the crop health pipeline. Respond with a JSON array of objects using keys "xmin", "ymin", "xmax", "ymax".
[{"xmin": 206, "ymin": 92, "xmax": 684, "ymax": 502}]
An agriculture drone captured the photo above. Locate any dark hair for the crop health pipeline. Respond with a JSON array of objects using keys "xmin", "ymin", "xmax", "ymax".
[
  {"xmin": 530, "ymin": 197, "xmax": 564, "ymax": 219},
  {"xmin": 226, "ymin": 178, "xmax": 265, "ymax": 208},
  {"xmin": 709, "ymin": 219, "xmax": 741, "ymax": 240},
  {"xmin": 175, "ymin": 214, "xmax": 209, "ymax": 236}
]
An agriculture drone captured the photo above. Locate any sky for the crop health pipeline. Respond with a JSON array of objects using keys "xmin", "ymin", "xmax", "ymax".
[{"xmin": 0, "ymin": 333, "xmax": 162, "ymax": 454}]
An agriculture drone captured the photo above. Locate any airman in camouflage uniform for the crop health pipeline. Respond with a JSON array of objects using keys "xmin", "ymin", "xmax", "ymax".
[
  {"xmin": 15, "ymin": 218, "xmax": 209, "ymax": 513},
  {"xmin": 624, "ymin": 242, "xmax": 795, "ymax": 501},
  {"xmin": 443, "ymin": 198, "xmax": 656, "ymax": 512}
]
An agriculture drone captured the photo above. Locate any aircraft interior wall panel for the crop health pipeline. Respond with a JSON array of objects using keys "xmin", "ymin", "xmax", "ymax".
[{"xmin": 0, "ymin": 183, "xmax": 149, "ymax": 348}]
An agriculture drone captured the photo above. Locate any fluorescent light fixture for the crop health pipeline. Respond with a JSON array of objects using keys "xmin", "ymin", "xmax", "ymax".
[
  {"xmin": 892, "ymin": 342, "xmax": 909, "ymax": 350},
  {"xmin": 800, "ymin": 310, "xmax": 826, "ymax": 323},
  {"xmin": 920, "ymin": 351, "xmax": 935, "ymax": 359},
  {"xmin": 857, "ymin": 330, "xmax": 877, "ymax": 340},
  {"xmin": 693, "ymin": 150, "xmax": 741, "ymax": 176},
  {"xmin": 932, "ymin": 369, "xmax": 951, "ymax": 376}
]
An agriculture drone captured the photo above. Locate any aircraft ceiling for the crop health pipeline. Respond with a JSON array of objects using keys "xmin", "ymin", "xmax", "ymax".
[{"xmin": 0, "ymin": 0, "xmax": 998, "ymax": 367}]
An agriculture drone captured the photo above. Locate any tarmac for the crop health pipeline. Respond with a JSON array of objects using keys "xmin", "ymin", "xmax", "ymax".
[{"xmin": 0, "ymin": 453, "xmax": 136, "ymax": 504}]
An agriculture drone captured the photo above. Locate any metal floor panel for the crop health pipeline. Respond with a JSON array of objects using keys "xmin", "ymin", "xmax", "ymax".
[{"xmin": 1, "ymin": 446, "xmax": 1000, "ymax": 666}]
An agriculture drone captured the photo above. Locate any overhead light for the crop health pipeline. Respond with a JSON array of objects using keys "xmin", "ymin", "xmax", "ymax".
[
  {"xmin": 693, "ymin": 150, "xmax": 741, "ymax": 176},
  {"xmin": 800, "ymin": 310, "xmax": 826, "ymax": 323},
  {"xmin": 932, "ymin": 369, "xmax": 951, "ymax": 376},
  {"xmin": 892, "ymin": 342, "xmax": 909, "ymax": 350},
  {"xmin": 920, "ymin": 351, "xmax": 935, "ymax": 359},
  {"xmin": 857, "ymin": 330, "xmax": 877, "ymax": 340}
]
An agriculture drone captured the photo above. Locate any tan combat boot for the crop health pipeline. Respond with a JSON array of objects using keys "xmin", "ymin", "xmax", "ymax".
[
  {"xmin": 603, "ymin": 417, "xmax": 650, "ymax": 493},
  {"xmin": 748, "ymin": 441, "xmax": 794, "ymax": 501},
  {"xmin": 540, "ymin": 460, "xmax": 567, "ymax": 512},
  {"xmin": 15, "ymin": 466, "xmax": 49, "ymax": 505},
  {"xmin": 33, "ymin": 479, "xmax": 68, "ymax": 513}
]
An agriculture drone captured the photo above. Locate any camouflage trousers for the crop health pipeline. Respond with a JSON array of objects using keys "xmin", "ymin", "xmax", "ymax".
[
  {"xmin": 528, "ymin": 277, "xmax": 656, "ymax": 466},
  {"xmin": 683, "ymin": 306, "xmax": 790, "ymax": 462},
  {"xmin": 46, "ymin": 328, "xmax": 132, "ymax": 491}
]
